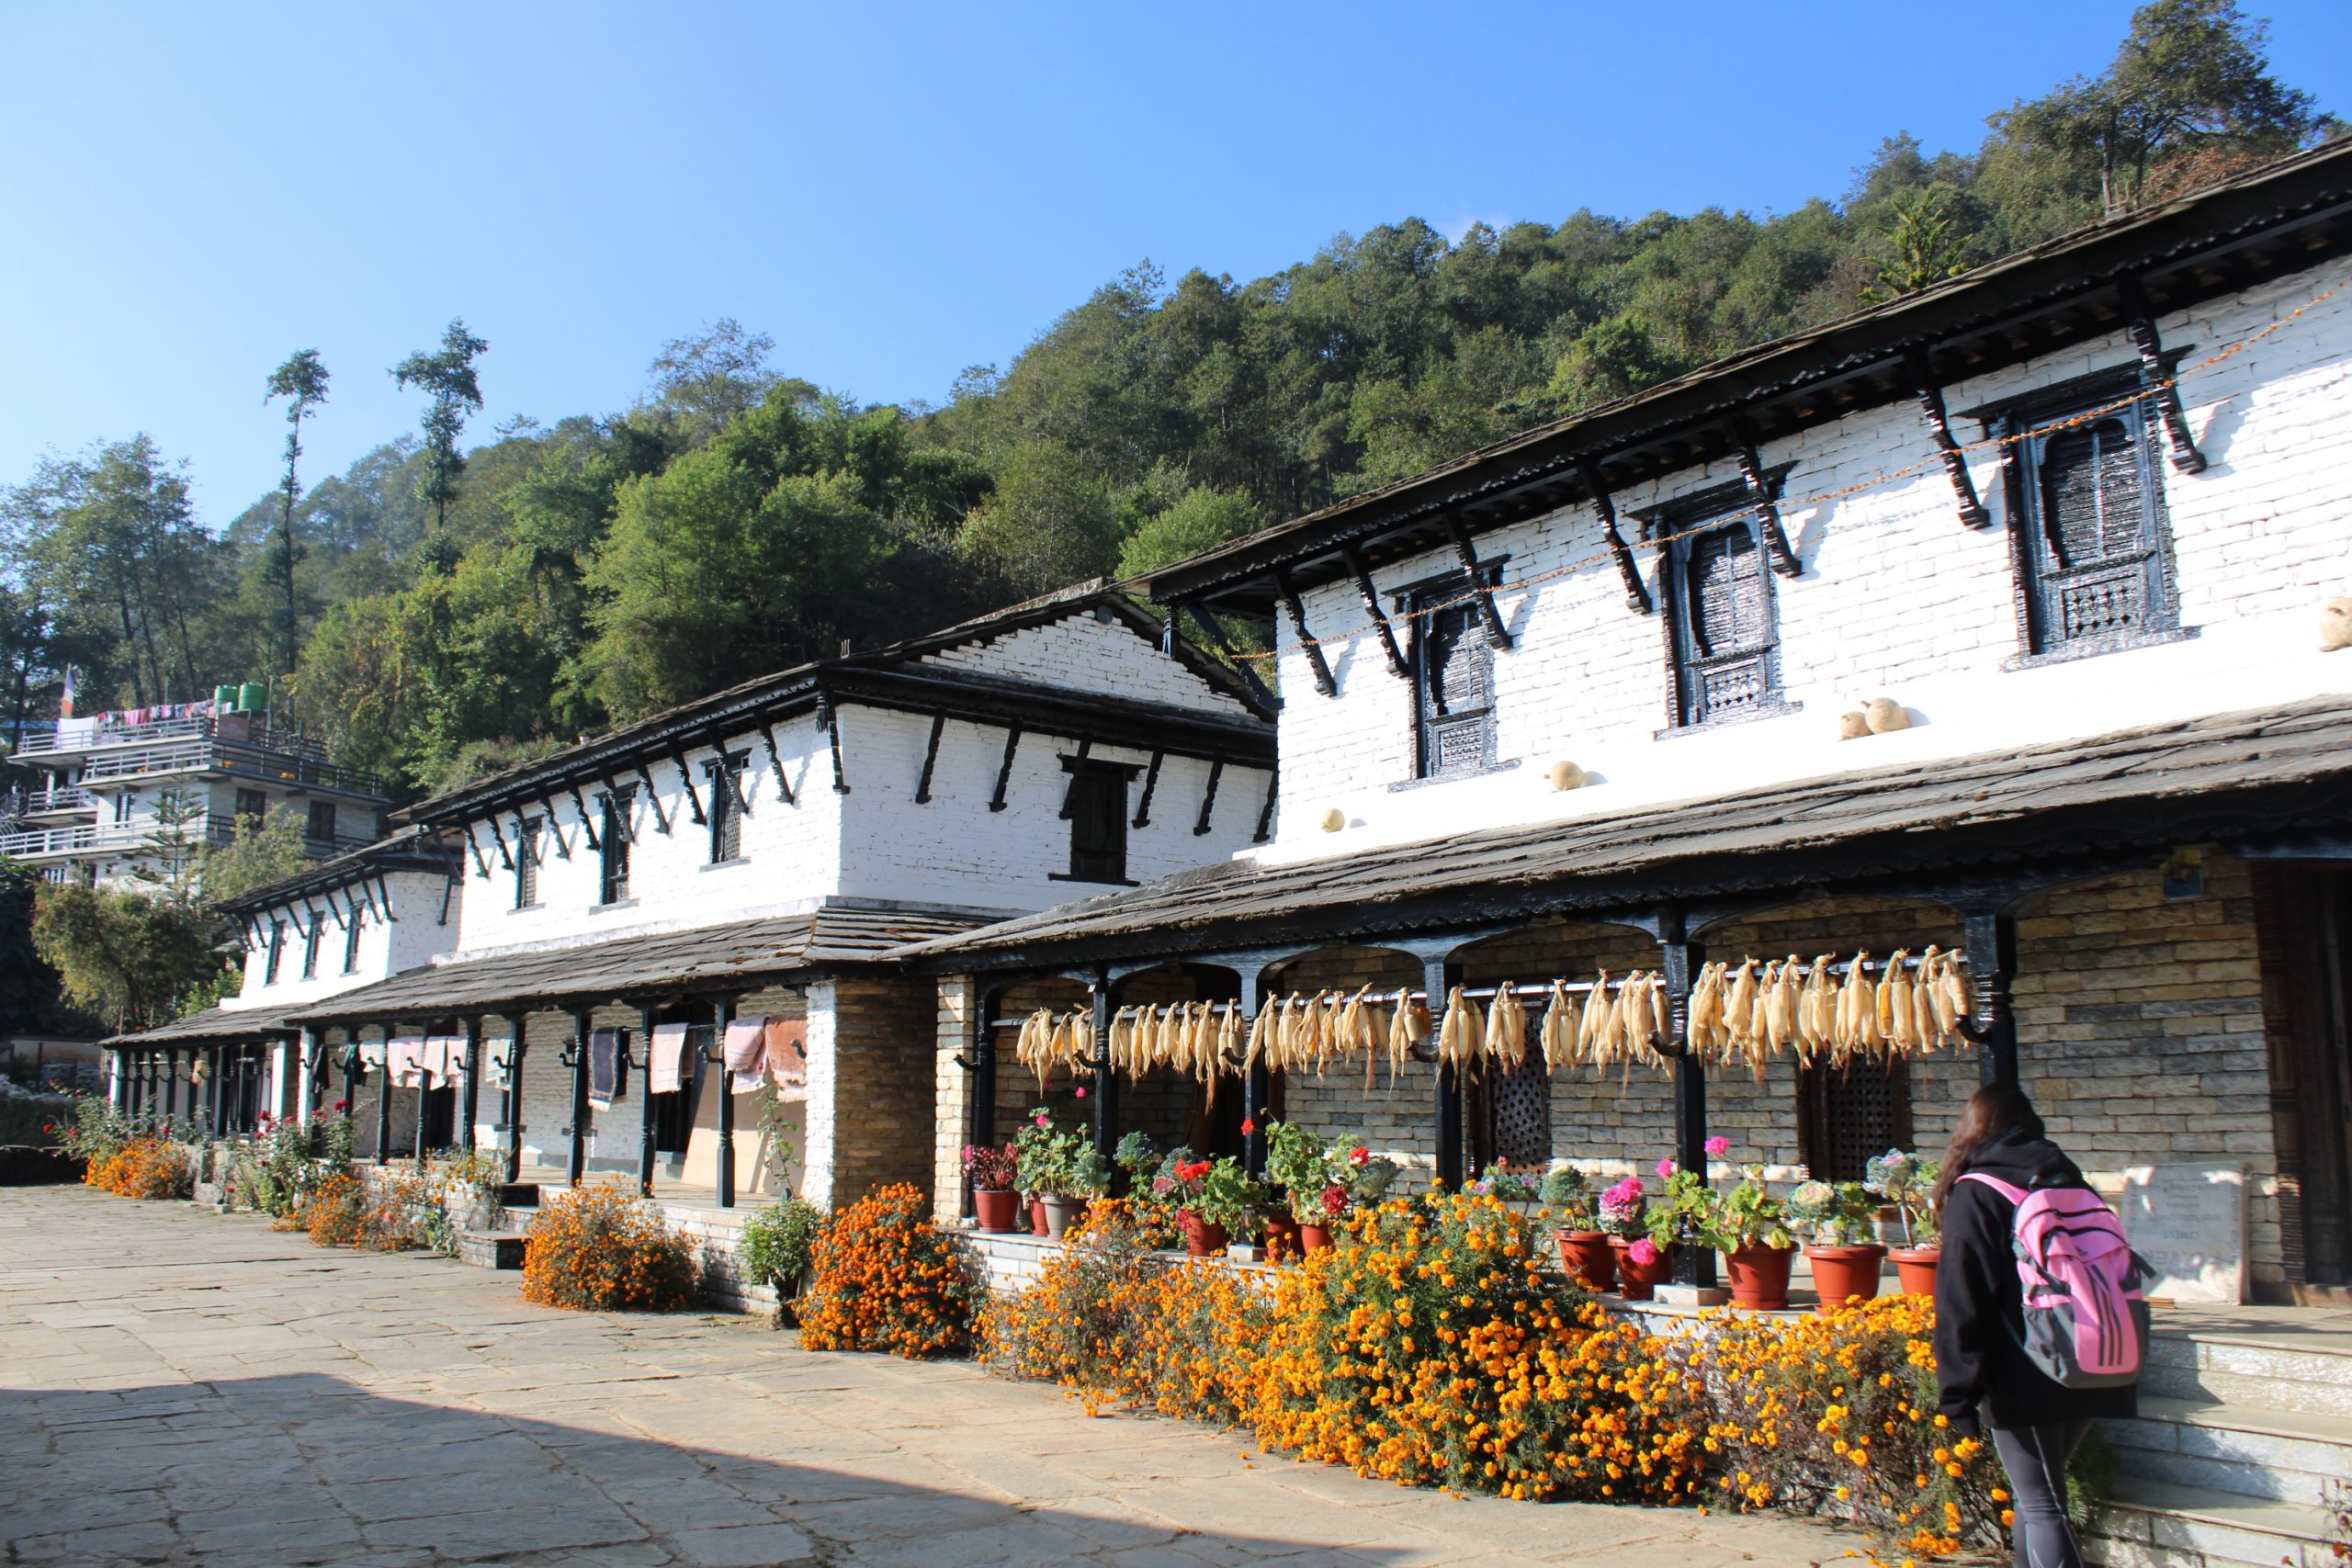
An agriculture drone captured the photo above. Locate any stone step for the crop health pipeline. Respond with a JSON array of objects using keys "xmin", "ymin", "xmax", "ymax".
[
  {"xmin": 2104, "ymin": 1397, "xmax": 2352, "ymax": 1504},
  {"xmin": 454, "ymin": 1231, "xmax": 526, "ymax": 1270},
  {"xmin": 2143, "ymin": 1329, "xmax": 2352, "ymax": 1417},
  {"xmin": 2086, "ymin": 1478, "xmax": 2335, "ymax": 1568}
]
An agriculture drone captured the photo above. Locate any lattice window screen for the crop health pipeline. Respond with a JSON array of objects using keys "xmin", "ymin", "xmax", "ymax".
[{"xmin": 1417, "ymin": 599, "xmax": 1494, "ymax": 777}]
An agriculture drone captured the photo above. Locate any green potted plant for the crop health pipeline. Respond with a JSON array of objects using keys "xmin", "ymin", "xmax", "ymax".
[
  {"xmin": 1157, "ymin": 1153, "xmax": 1264, "ymax": 1257},
  {"xmin": 1540, "ymin": 1162, "xmax": 1612, "ymax": 1292},
  {"xmin": 1309, "ymin": 1139, "xmax": 1396, "ymax": 1251},
  {"xmin": 1012, "ymin": 1109, "xmax": 1067, "ymax": 1236},
  {"xmin": 1039, "ymin": 1136, "xmax": 1105, "ymax": 1238},
  {"xmin": 1866, "ymin": 1147, "xmax": 1943, "ymax": 1296},
  {"xmin": 1261, "ymin": 1121, "xmax": 1324, "ymax": 1258},
  {"xmin": 1708, "ymin": 1161, "xmax": 1797, "ymax": 1310},
  {"xmin": 962, "ymin": 1142, "xmax": 1021, "ymax": 1233},
  {"xmin": 1598, "ymin": 1175, "xmax": 1670, "ymax": 1299},
  {"xmin": 1787, "ymin": 1178, "xmax": 1886, "ymax": 1312}
]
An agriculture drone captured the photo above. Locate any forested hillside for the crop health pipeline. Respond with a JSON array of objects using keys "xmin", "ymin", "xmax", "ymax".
[{"xmin": 1, "ymin": 1, "xmax": 2335, "ymax": 804}]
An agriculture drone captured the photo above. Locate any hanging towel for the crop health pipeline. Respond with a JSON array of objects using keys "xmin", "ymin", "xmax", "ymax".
[
  {"xmin": 360, "ymin": 1036, "xmax": 388, "ymax": 1069},
  {"xmin": 650, "ymin": 1022, "xmax": 690, "ymax": 1094},
  {"xmin": 428, "ymin": 1035, "xmax": 467, "ymax": 1086},
  {"xmin": 723, "ymin": 1016, "xmax": 767, "ymax": 1095},
  {"xmin": 483, "ymin": 1042, "xmax": 512, "ymax": 1089},
  {"xmin": 588, "ymin": 1028, "xmax": 622, "ymax": 1109},
  {"xmin": 763, "ymin": 1017, "xmax": 808, "ymax": 1104},
  {"xmin": 388, "ymin": 1036, "xmax": 425, "ymax": 1089}
]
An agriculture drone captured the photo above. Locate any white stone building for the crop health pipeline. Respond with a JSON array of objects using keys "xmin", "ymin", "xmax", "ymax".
[
  {"xmin": 148, "ymin": 585, "xmax": 1278, "ymax": 1211},
  {"xmin": 913, "ymin": 141, "xmax": 2352, "ymax": 1311}
]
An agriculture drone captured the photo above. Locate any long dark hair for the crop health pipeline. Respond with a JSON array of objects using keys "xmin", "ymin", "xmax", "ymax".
[{"xmin": 1931, "ymin": 1081, "xmax": 2046, "ymax": 1213}]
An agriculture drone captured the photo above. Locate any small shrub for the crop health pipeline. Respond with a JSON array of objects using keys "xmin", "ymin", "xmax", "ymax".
[
  {"xmin": 521, "ymin": 1185, "xmax": 698, "ymax": 1312},
  {"xmin": 740, "ymin": 1196, "xmax": 826, "ymax": 1319},
  {"xmin": 302, "ymin": 1172, "xmax": 370, "ymax": 1247},
  {"xmin": 798, "ymin": 1183, "xmax": 976, "ymax": 1358},
  {"xmin": 87, "ymin": 1136, "xmax": 191, "ymax": 1201}
]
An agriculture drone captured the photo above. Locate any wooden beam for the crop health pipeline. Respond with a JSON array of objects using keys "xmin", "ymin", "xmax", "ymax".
[
  {"xmin": 1577, "ymin": 460, "xmax": 1653, "ymax": 614},
  {"xmin": 537, "ymin": 793, "xmax": 571, "ymax": 858},
  {"xmin": 487, "ymin": 818, "xmax": 515, "ymax": 873},
  {"xmin": 1193, "ymin": 757, "xmax": 1224, "ymax": 837},
  {"xmin": 1724, "ymin": 423, "xmax": 1802, "ymax": 577},
  {"xmin": 1905, "ymin": 353, "xmax": 1992, "ymax": 530},
  {"xmin": 373, "ymin": 875, "xmax": 396, "ymax": 923},
  {"xmin": 989, "ymin": 723, "xmax": 1021, "ymax": 813},
  {"xmin": 1339, "ymin": 545, "xmax": 1409, "ymax": 678},
  {"xmin": 1272, "ymin": 570, "xmax": 1338, "ymax": 696},
  {"xmin": 820, "ymin": 696, "xmax": 850, "ymax": 795},
  {"xmin": 461, "ymin": 822, "xmax": 493, "ymax": 881},
  {"xmin": 1182, "ymin": 601, "xmax": 1280, "ymax": 713},
  {"xmin": 757, "ymin": 721, "xmax": 796, "ymax": 807},
  {"xmin": 2118, "ymin": 280, "xmax": 2208, "ymax": 474},
  {"xmin": 631, "ymin": 761, "xmax": 673, "ymax": 834},
  {"xmin": 1130, "ymin": 750, "xmax": 1163, "ymax": 829},
  {"xmin": 569, "ymin": 784, "xmax": 601, "ymax": 853},
  {"xmin": 913, "ymin": 713, "xmax": 946, "ymax": 804},
  {"xmin": 670, "ymin": 747, "xmax": 708, "ymax": 826},
  {"xmin": 1441, "ymin": 516, "xmax": 1513, "ymax": 648}
]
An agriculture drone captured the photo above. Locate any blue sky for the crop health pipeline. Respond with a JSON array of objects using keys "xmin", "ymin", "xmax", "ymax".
[{"xmin": 3, "ymin": 1, "xmax": 2346, "ymax": 521}]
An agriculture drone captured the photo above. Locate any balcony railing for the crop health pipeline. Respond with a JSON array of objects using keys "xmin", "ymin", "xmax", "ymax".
[
  {"xmin": 0, "ymin": 815, "xmax": 379, "ymax": 863},
  {"xmin": 21, "ymin": 715, "xmax": 386, "ymax": 798},
  {"xmin": 0, "ymin": 785, "xmax": 97, "ymax": 819}
]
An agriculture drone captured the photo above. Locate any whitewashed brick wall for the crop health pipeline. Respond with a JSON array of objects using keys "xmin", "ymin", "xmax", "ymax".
[
  {"xmin": 915, "ymin": 608, "xmax": 1246, "ymax": 715},
  {"xmin": 1264, "ymin": 256, "xmax": 2352, "ymax": 858},
  {"xmin": 229, "ymin": 870, "xmax": 458, "ymax": 1012}
]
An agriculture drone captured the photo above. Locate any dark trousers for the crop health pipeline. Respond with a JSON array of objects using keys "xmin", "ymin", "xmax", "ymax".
[{"xmin": 1989, "ymin": 1418, "xmax": 2091, "ymax": 1568}]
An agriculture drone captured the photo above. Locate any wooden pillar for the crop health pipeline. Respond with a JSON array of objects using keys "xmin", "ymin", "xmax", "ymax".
[
  {"xmin": 567, "ymin": 1009, "xmax": 593, "ymax": 1187},
  {"xmin": 413, "ymin": 1057, "xmax": 434, "ymax": 1168},
  {"xmin": 163, "ymin": 1050, "xmax": 180, "ymax": 1120},
  {"xmin": 1238, "ymin": 969, "xmax": 1270, "ymax": 1178},
  {"xmin": 711, "ymin": 996, "xmax": 736, "ymax": 1209},
  {"xmin": 501, "ymin": 1028, "xmax": 526, "ymax": 1183},
  {"xmin": 1963, "ymin": 911, "xmax": 2021, "ymax": 1087},
  {"xmin": 966, "ymin": 985, "xmax": 998, "ymax": 1162},
  {"xmin": 636, "ymin": 1003, "xmax": 660, "ymax": 1197},
  {"xmin": 1089, "ymin": 969, "xmax": 1117, "ymax": 1162},
  {"xmin": 341, "ymin": 1038, "xmax": 357, "ymax": 1127},
  {"xmin": 374, "ymin": 1034, "xmax": 393, "ymax": 1164},
  {"xmin": 296, "ymin": 1030, "xmax": 317, "ymax": 1124},
  {"xmin": 1654, "ymin": 912, "xmax": 1716, "ymax": 1291},
  {"xmin": 458, "ymin": 1018, "xmax": 481, "ymax": 1152},
  {"xmin": 1424, "ymin": 953, "xmax": 1464, "ymax": 1190}
]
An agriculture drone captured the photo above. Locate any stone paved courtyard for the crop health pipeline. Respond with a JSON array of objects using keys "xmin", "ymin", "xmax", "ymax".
[{"xmin": 0, "ymin": 1188, "xmax": 1855, "ymax": 1566}]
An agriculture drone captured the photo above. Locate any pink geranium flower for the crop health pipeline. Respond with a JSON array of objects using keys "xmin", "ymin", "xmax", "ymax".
[
  {"xmin": 1626, "ymin": 1237, "xmax": 1659, "ymax": 1267},
  {"xmin": 1656, "ymin": 1157, "xmax": 1677, "ymax": 1180},
  {"xmin": 1703, "ymin": 1135, "xmax": 1731, "ymax": 1157}
]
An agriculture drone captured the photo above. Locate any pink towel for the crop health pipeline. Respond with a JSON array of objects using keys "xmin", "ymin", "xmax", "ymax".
[
  {"xmin": 650, "ymin": 1023, "xmax": 690, "ymax": 1094},
  {"xmin": 763, "ymin": 1018, "xmax": 808, "ymax": 1103},
  {"xmin": 388, "ymin": 1036, "xmax": 424, "ymax": 1089},
  {"xmin": 427, "ymin": 1036, "xmax": 466, "ymax": 1085},
  {"xmin": 723, "ymin": 1017, "xmax": 767, "ymax": 1094}
]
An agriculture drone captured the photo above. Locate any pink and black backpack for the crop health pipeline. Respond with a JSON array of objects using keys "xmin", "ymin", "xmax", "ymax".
[{"xmin": 1958, "ymin": 1172, "xmax": 2150, "ymax": 1389}]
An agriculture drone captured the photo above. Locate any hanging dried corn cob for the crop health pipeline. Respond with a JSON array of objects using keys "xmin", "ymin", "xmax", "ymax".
[
  {"xmin": 1483, "ymin": 982, "xmax": 1528, "ymax": 1073},
  {"xmin": 1577, "ymin": 971, "xmax": 1612, "ymax": 1067},
  {"xmin": 1540, "ymin": 980, "xmax": 1575, "ymax": 1070},
  {"xmin": 1435, "ymin": 985, "xmax": 1483, "ymax": 1072},
  {"xmin": 1685, "ymin": 960, "xmax": 1726, "ymax": 1056},
  {"xmin": 1795, "ymin": 954, "xmax": 1835, "ymax": 1065},
  {"xmin": 1387, "ymin": 988, "xmax": 1428, "ymax": 1084}
]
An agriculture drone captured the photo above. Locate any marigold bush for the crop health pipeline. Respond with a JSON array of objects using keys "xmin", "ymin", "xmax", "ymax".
[
  {"xmin": 522, "ymin": 1185, "xmax": 699, "ymax": 1312},
  {"xmin": 86, "ymin": 1136, "xmax": 191, "ymax": 1201},
  {"xmin": 799, "ymin": 1183, "xmax": 975, "ymax": 1358},
  {"xmin": 301, "ymin": 1172, "xmax": 371, "ymax": 1247}
]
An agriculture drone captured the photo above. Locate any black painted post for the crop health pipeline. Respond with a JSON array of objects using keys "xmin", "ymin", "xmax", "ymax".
[
  {"xmin": 711, "ymin": 997, "xmax": 736, "ymax": 1209},
  {"xmin": 1089, "ymin": 970, "xmax": 1117, "ymax": 1164},
  {"xmin": 414, "ymin": 1058, "xmax": 434, "ymax": 1168},
  {"xmin": 1239, "ymin": 970, "xmax": 1270, "ymax": 1178},
  {"xmin": 637, "ymin": 1004, "xmax": 660, "ymax": 1197},
  {"xmin": 568, "ymin": 1010, "xmax": 593, "ymax": 1187},
  {"xmin": 1963, "ymin": 911, "xmax": 2021, "ymax": 1086},
  {"xmin": 458, "ymin": 1018, "xmax": 481, "ymax": 1154},
  {"xmin": 1654, "ymin": 912, "xmax": 1716, "ymax": 1291},
  {"xmin": 340, "ymin": 1039, "xmax": 357, "ymax": 1128},
  {"xmin": 163, "ymin": 1050, "xmax": 180, "ymax": 1120},
  {"xmin": 374, "ymin": 1036, "xmax": 393, "ymax": 1163},
  {"xmin": 502, "ymin": 1029, "xmax": 526, "ymax": 1183},
  {"xmin": 1424, "ymin": 954, "xmax": 1464, "ymax": 1190}
]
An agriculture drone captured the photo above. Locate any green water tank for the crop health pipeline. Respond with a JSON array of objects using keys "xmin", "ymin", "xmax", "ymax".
[
  {"xmin": 213, "ymin": 685, "xmax": 236, "ymax": 709},
  {"xmin": 236, "ymin": 682, "xmax": 266, "ymax": 713}
]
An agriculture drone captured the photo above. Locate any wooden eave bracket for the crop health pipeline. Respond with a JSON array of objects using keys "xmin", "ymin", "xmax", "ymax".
[
  {"xmin": 487, "ymin": 818, "xmax": 516, "ymax": 873},
  {"xmin": 461, "ymin": 822, "xmax": 493, "ymax": 880},
  {"xmin": 373, "ymin": 874, "xmax": 396, "ymax": 922},
  {"xmin": 1193, "ymin": 757, "xmax": 1224, "ymax": 837},
  {"xmin": 568, "ymin": 784, "xmax": 602, "ymax": 853},
  {"xmin": 1724, "ymin": 424, "xmax": 1802, "ymax": 578},
  {"xmin": 1442, "ymin": 516, "xmax": 1513, "ymax": 648},
  {"xmin": 1339, "ymin": 545, "xmax": 1410, "ymax": 678},
  {"xmin": 913, "ymin": 713, "xmax": 946, "ymax": 805},
  {"xmin": 1252, "ymin": 770, "xmax": 1275, "ymax": 844},
  {"xmin": 1272, "ymin": 570, "xmax": 1339, "ymax": 696},
  {"xmin": 1057, "ymin": 739, "xmax": 1093, "ymax": 820},
  {"xmin": 1577, "ymin": 461, "xmax": 1653, "ymax": 614},
  {"xmin": 537, "ymin": 793, "xmax": 571, "ymax": 858},
  {"xmin": 817, "ymin": 695, "xmax": 850, "ymax": 795},
  {"xmin": 670, "ymin": 748, "xmax": 709, "ymax": 826},
  {"xmin": 989, "ymin": 722, "xmax": 1022, "ymax": 813},
  {"xmin": 598, "ymin": 775, "xmax": 640, "ymax": 845},
  {"xmin": 709, "ymin": 736, "xmax": 754, "ymax": 816},
  {"xmin": 757, "ymin": 721, "xmax": 797, "ymax": 807},
  {"xmin": 631, "ymin": 761, "xmax": 673, "ymax": 835},
  {"xmin": 1181, "ymin": 601, "xmax": 1280, "ymax": 714},
  {"xmin": 1904, "ymin": 352, "xmax": 1992, "ymax": 530},
  {"xmin": 1131, "ymin": 750, "xmax": 1163, "ymax": 829},
  {"xmin": 2117, "ymin": 280, "xmax": 2208, "ymax": 474}
]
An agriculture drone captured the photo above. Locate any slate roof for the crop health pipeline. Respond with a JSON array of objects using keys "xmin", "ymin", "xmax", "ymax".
[
  {"xmin": 277, "ymin": 904, "xmax": 996, "ymax": 1027},
  {"xmin": 897, "ymin": 696, "xmax": 2352, "ymax": 972},
  {"xmin": 213, "ymin": 825, "xmax": 458, "ymax": 920},
  {"xmin": 106, "ymin": 1005, "xmax": 292, "ymax": 1051}
]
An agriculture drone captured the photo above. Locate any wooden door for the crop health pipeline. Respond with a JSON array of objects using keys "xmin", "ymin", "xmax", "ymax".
[{"xmin": 2254, "ymin": 863, "xmax": 2352, "ymax": 1286}]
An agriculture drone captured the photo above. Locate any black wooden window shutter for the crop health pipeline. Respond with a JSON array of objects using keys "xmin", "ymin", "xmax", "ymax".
[
  {"xmin": 1411, "ymin": 587, "xmax": 1496, "ymax": 779},
  {"xmin": 1669, "ymin": 516, "xmax": 1781, "ymax": 727},
  {"xmin": 1059, "ymin": 760, "xmax": 1134, "ymax": 884},
  {"xmin": 2010, "ymin": 396, "xmax": 2175, "ymax": 655}
]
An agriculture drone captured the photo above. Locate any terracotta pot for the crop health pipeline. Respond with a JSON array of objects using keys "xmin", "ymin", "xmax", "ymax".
[
  {"xmin": 1609, "ymin": 1235, "xmax": 1674, "ymax": 1301},
  {"xmin": 1723, "ymin": 1243, "xmax": 1796, "ymax": 1310},
  {"xmin": 1804, "ymin": 1244, "xmax": 1888, "ymax": 1314},
  {"xmin": 1298, "ymin": 1221, "xmax": 1335, "ymax": 1254},
  {"xmin": 1262, "ymin": 1213, "xmax": 1302, "ymax": 1259},
  {"xmin": 1889, "ymin": 1246, "xmax": 1941, "ymax": 1298},
  {"xmin": 1179, "ymin": 1213, "xmax": 1228, "ymax": 1258},
  {"xmin": 1028, "ymin": 1195, "xmax": 1048, "ymax": 1236},
  {"xmin": 1040, "ymin": 1196, "xmax": 1083, "ymax": 1238},
  {"xmin": 972, "ymin": 1187, "xmax": 1020, "ymax": 1234},
  {"xmin": 1555, "ymin": 1230, "xmax": 1617, "ymax": 1293}
]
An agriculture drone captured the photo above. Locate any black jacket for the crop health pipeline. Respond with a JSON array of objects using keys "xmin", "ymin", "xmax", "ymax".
[{"xmin": 1932, "ymin": 1129, "xmax": 2138, "ymax": 1434}]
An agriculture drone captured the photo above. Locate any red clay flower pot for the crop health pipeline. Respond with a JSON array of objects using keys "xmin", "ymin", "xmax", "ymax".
[
  {"xmin": 1804, "ymin": 1244, "xmax": 1888, "ymax": 1314},
  {"xmin": 1262, "ymin": 1213, "xmax": 1302, "ymax": 1259},
  {"xmin": 1028, "ymin": 1196, "xmax": 1048, "ymax": 1236},
  {"xmin": 1298, "ymin": 1222, "xmax": 1335, "ymax": 1254},
  {"xmin": 972, "ymin": 1187, "xmax": 1019, "ymax": 1234},
  {"xmin": 1724, "ymin": 1243, "xmax": 1796, "ymax": 1310},
  {"xmin": 1179, "ymin": 1213, "xmax": 1227, "ymax": 1258},
  {"xmin": 1889, "ymin": 1246, "xmax": 1941, "ymax": 1298},
  {"xmin": 1609, "ymin": 1236, "xmax": 1673, "ymax": 1301},
  {"xmin": 1556, "ymin": 1230, "xmax": 1616, "ymax": 1293}
]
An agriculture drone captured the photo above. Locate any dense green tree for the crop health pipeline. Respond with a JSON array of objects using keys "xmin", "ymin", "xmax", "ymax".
[{"xmin": 391, "ymin": 320, "xmax": 490, "ymax": 532}]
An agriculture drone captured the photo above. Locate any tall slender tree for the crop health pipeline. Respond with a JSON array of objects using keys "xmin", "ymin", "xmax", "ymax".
[
  {"xmin": 391, "ymin": 321, "xmax": 489, "ymax": 531},
  {"xmin": 264, "ymin": 350, "xmax": 330, "ymax": 682}
]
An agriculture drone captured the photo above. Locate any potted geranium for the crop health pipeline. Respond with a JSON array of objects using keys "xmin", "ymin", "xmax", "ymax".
[
  {"xmin": 962, "ymin": 1143, "xmax": 1021, "ymax": 1233},
  {"xmin": 1788, "ymin": 1178, "xmax": 1886, "ymax": 1312},
  {"xmin": 1471, "ymin": 1158, "xmax": 1540, "ymax": 1221},
  {"xmin": 1012, "ymin": 1108, "xmax": 1059, "ymax": 1235},
  {"xmin": 1599, "ymin": 1175, "xmax": 1671, "ymax": 1299},
  {"xmin": 1040, "ymin": 1138, "xmax": 1106, "ymax": 1239},
  {"xmin": 1711, "ymin": 1163, "xmax": 1797, "ymax": 1310},
  {"xmin": 1867, "ymin": 1147, "xmax": 1942, "ymax": 1296},
  {"xmin": 1306, "ymin": 1139, "xmax": 1396, "ymax": 1251},
  {"xmin": 1261, "ymin": 1121, "xmax": 1324, "ymax": 1258},
  {"xmin": 1541, "ymin": 1162, "xmax": 1612, "ymax": 1292},
  {"xmin": 1155, "ymin": 1152, "xmax": 1264, "ymax": 1257}
]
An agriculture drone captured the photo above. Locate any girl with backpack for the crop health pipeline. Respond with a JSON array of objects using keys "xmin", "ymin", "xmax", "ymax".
[{"xmin": 1934, "ymin": 1081, "xmax": 2143, "ymax": 1568}]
